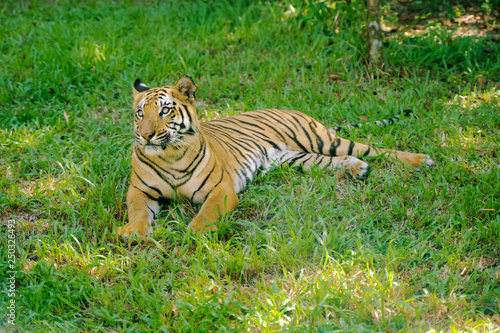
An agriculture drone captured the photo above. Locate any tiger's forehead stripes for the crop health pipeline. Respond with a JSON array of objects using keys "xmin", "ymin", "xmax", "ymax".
[
  {"xmin": 139, "ymin": 87, "xmax": 181, "ymax": 111},
  {"xmin": 157, "ymin": 94, "xmax": 173, "ymax": 108}
]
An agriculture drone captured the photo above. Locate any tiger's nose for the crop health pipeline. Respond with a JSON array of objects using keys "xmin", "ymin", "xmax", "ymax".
[{"xmin": 141, "ymin": 131, "xmax": 155, "ymax": 141}]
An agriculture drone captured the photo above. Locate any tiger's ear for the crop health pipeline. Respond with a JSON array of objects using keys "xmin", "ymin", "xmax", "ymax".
[
  {"xmin": 133, "ymin": 79, "xmax": 149, "ymax": 109},
  {"xmin": 174, "ymin": 76, "xmax": 196, "ymax": 103},
  {"xmin": 133, "ymin": 79, "xmax": 150, "ymax": 95}
]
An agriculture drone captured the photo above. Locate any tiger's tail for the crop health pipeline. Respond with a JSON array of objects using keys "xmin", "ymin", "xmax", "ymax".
[{"xmin": 328, "ymin": 109, "xmax": 413, "ymax": 135}]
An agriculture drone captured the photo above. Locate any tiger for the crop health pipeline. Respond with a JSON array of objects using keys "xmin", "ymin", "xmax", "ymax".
[{"xmin": 116, "ymin": 76, "xmax": 435, "ymax": 238}]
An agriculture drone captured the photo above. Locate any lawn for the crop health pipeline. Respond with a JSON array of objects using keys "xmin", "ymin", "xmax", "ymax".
[{"xmin": 0, "ymin": 0, "xmax": 499, "ymax": 332}]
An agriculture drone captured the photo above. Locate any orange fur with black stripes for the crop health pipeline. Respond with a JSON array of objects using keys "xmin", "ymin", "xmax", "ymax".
[{"xmin": 117, "ymin": 76, "xmax": 434, "ymax": 238}]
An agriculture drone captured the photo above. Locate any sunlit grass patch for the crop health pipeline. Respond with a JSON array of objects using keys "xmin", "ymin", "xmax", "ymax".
[{"xmin": 23, "ymin": 237, "xmax": 130, "ymax": 282}]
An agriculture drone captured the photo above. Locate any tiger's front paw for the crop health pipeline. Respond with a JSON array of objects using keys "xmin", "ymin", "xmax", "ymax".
[
  {"xmin": 188, "ymin": 218, "xmax": 217, "ymax": 234},
  {"xmin": 116, "ymin": 220, "xmax": 152, "ymax": 238}
]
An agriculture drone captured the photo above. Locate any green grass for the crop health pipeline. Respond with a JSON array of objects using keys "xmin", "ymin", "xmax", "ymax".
[{"xmin": 1, "ymin": 0, "xmax": 499, "ymax": 331}]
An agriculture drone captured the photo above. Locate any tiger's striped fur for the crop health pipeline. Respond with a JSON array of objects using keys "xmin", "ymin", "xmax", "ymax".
[{"xmin": 116, "ymin": 76, "xmax": 434, "ymax": 238}]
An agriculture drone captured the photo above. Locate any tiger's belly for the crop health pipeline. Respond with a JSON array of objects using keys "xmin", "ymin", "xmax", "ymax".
[{"xmin": 225, "ymin": 145, "xmax": 288, "ymax": 193}]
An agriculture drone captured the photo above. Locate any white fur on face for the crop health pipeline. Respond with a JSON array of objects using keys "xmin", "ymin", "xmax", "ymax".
[
  {"xmin": 144, "ymin": 144, "xmax": 163, "ymax": 156},
  {"xmin": 138, "ymin": 97, "xmax": 147, "ymax": 110}
]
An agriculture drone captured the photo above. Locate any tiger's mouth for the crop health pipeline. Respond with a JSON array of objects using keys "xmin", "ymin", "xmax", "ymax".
[
  {"xmin": 136, "ymin": 132, "xmax": 171, "ymax": 147},
  {"xmin": 136, "ymin": 130, "xmax": 186, "ymax": 155},
  {"xmin": 144, "ymin": 139, "xmax": 170, "ymax": 148},
  {"xmin": 144, "ymin": 142, "xmax": 164, "ymax": 148},
  {"xmin": 141, "ymin": 136, "xmax": 176, "ymax": 154}
]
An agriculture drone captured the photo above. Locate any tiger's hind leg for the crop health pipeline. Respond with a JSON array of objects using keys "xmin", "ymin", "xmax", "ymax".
[{"xmin": 279, "ymin": 151, "xmax": 371, "ymax": 180}]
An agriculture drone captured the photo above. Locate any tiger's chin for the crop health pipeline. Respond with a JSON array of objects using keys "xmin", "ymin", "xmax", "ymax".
[{"xmin": 143, "ymin": 143, "xmax": 165, "ymax": 156}]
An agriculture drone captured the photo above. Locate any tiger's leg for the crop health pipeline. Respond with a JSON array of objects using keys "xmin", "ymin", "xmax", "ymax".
[
  {"xmin": 188, "ymin": 181, "xmax": 239, "ymax": 233},
  {"xmin": 280, "ymin": 151, "xmax": 371, "ymax": 179},
  {"xmin": 117, "ymin": 185, "xmax": 160, "ymax": 238},
  {"xmin": 325, "ymin": 136, "xmax": 435, "ymax": 169}
]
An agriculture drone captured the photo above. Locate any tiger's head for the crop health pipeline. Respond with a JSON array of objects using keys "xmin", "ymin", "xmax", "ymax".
[{"xmin": 132, "ymin": 76, "xmax": 199, "ymax": 156}]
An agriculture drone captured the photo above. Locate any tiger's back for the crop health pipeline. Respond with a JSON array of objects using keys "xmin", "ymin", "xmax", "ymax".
[{"xmin": 201, "ymin": 108, "xmax": 333, "ymax": 192}]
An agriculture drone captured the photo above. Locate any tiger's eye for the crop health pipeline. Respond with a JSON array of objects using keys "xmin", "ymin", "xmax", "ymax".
[
  {"xmin": 136, "ymin": 109, "xmax": 144, "ymax": 119},
  {"xmin": 160, "ymin": 107, "xmax": 172, "ymax": 117}
]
